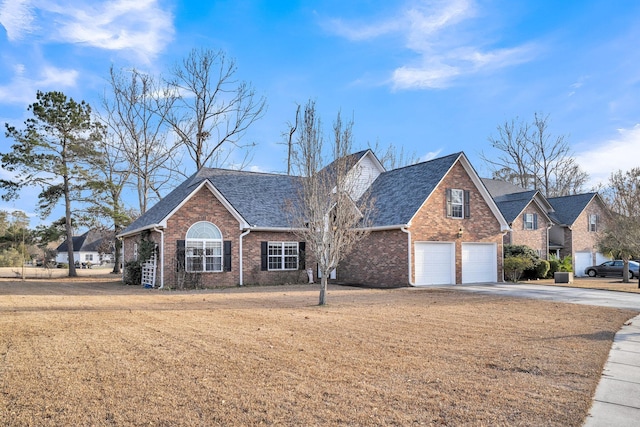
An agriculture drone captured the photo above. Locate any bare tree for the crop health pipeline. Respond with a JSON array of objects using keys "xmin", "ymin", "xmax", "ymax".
[
  {"xmin": 598, "ymin": 167, "xmax": 640, "ymax": 285},
  {"xmin": 167, "ymin": 48, "xmax": 267, "ymax": 170},
  {"xmin": 481, "ymin": 113, "xmax": 588, "ymax": 197},
  {"xmin": 281, "ymin": 103, "xmax": 300, "ymax": 175},
  {"xmin": 288, "ymin": 101, "xmax": 374, "ymax": 305},
  {"xmin": 87, "ymin": 134, "xmax": 133, "ymax": 274},
  {"xmin": 102, "ymin": 66, "xmax": 179, "ymax": 214},
  {"xmin": 368, "ymin": 139, "xmax": 418, "ymax": 170}
]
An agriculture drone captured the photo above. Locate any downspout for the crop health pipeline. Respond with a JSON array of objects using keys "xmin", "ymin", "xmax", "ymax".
[
  {"xmin": 239, "ymin": 228, "xmax": 251, "ymax": 286},
  {"xmin": 120, "ymin": 237, "xmax": 124, "ymax": 282},
  {"xmin": 152, "ymin": 227, "xmax": 165, "ymax": 289},
  {"xmin": 401, "ymin": 227, "xmax": 414, "ymax": 286}
]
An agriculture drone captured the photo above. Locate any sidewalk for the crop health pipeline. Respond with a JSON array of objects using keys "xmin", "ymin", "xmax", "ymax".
[{"xmin": 584, "ymin": 314, "xmax": 640, "ymax": 426}]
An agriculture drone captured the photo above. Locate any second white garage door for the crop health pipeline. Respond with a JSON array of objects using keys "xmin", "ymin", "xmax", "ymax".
[
  {"xmin": 462, "ymin": 243, "xmax": 497, "ymax": 284},
  {"xmin": 415, "ymin": 242, "xmax": 455, "ymax": 285}
]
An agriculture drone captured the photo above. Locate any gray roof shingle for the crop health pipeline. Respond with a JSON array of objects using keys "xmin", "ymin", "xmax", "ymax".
[
  {"xmin": 121, "ymin": 151, "xmax": 467, "ymax": 235},
  {"xmin": 492, "ymin": 190, "xmax": 538, "ymax": 223},
  {"xmin": 547, "ymin": 193, "xmax": 598, "ymax": 225},
  {"xmin": 367, "ymin": 152, "xmax": 461, "ymax": 227}
]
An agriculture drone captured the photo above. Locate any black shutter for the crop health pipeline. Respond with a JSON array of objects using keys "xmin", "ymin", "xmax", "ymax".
[
  {"xmin": 176, "ymin": 240, "xmax": 185, "ymax": 272},
  {"xmin": 533, "ymin": 213, "xmax": 538, "ymax": 230},
  {"xmin": 464, "ymin": 190, "xmax": 470, "ymax": 218},
  {"xmin": 261, "ymin": 242, "xmax": 268, "ymax": 271},
  {"xmin": 445, "ymin": 188, "xmax": 452, "ymax": 217},
  {"xmin": 223, "ymin": 240, "xmax": 231, "ymax": 271},
  {"xmin": 298, "ymin": 242, "xmax": 306, "ymax": 270}
]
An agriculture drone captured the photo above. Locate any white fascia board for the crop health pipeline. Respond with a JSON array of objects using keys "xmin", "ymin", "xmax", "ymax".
[
  {"xmin": 162, "ymin": 179, "xmax": 250, "ymax": 230},
  {"xmin": 117, "ymin": 224, "xmax": 163, "ymax": 239},
  {"xmin": 248, "ymin": 226, "xmax": 306, "ymax": 232},
  {"xmin": 359, "ymin": 149, "xmax": 386, "ymax": 173},
  {"xmin": 407, "ymin": 153, "xmax": 510, "ymax": 231}
]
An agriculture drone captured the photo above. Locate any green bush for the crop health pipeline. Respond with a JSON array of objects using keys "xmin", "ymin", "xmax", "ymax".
[
  {"xmin": 547, "ymin": 259, "xmax": 560, "ymax": 278},
  {"xmin": 504, "ymin": 256, "xmax": 534, "ymax": 282},
  {"xmin": 123, "ymin": 260, "xmax": 142, "ymax": 286},
  {"xmin": 533, "ymin": 259, "xmax": 550, "ymax": 279},
  {"xmin": 0, "ymin": 248, "xmax": 23, "ymax": 267}
]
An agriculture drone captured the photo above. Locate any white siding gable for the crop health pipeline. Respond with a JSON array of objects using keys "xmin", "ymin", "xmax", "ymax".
[{"xmin": 346, "ymin": 151, "xmax": 384, "ymax": 200}]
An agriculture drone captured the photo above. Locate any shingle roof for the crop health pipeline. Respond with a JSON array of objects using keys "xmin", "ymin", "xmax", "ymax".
[
  {"xmin": 491, "ymin": 190, "xmax": 539, "ymax": 223},
  {"xmin": 547, "ymin": 193, "xmax": 598, "ymax": 226},
  {"xmin": 481, "ymin": 178, "xmax": 527, "ymax": 198},
  {"xmin": 56, "ymin": 230, "xmax": 112, "ymax": 253},
  {"xmin": 121, "ymin": 151, "xmax": 474, "ymax": 235},
  {"xmin": 367, "ymin": 152, "xmax": 461, "ymax": 227}
]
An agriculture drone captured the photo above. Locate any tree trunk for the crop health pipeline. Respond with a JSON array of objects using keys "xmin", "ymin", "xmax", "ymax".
[
  {"xmin": 64, "ymin": 175, "xmax": 77, "ymax": 277},
  {"xmin": 623, "ymin": 259, "xmax": 630, "ymax": 283},
  {"xmin": 318, "ymin": 276, "xmax": 328, "ymax": 306},
  {"xmin": 112, "ymin": 239, "xmax": 121, "ymax": 274}
]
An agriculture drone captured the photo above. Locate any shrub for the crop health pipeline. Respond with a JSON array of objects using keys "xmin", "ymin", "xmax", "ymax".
[
  {"xmin": 533, "ymin": 259, "xmax": 550, "ymax": 279},
  {"xmin": 0, "ymin": 248, "xmax": 23, "ymax": 267},
  {"xmin": 504, "ymin": 256, "xmax": 534, "ymax": 282},
  {"xmin": 123, "ymin": 260, "xmax": 142, "ymax": 286},
  {"xmin": 547, "ymin": 259, "xmax": 560, "ymax": 278}
]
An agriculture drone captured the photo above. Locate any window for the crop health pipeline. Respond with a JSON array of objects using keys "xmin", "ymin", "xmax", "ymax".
[
  {"xmin": 85, "ymin": 254, "xmax": 93, "ymax": 261},
  {"xmin": 133, "ymin": 243, "xmax": 138, "ymax": 261},
  {"xmin": 446, "ymin": 189, "xmax": 470, "ymax": 219},
  {"xmin": 589, "ymin": 214, "xmax": 599, "ymax": 232},
  {"xmin": 524, "ymin": 213, "xmax": 538, "ymax": 230},
  {"xmin": 268, "ymin": 242, "xmax": 299, "ymax": 271},
  {"xmin": 185, "ymin": 221, "xmax": 223, "ymax": 272}
]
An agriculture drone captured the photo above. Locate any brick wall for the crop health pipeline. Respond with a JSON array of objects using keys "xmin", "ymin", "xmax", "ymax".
[
  {"xmin": 568, "ymin": 198, "xmax": 609, "ymax": 267},
  {"xmin": 339, "ymin": 230, "xmax": 409, "ymax": 286},
  {"xmin": 508, "ymin": 202, "xmax": 551, "ymax": 259},
  {"xmin": 409, "ymin": 162, "xmax": 504, "ymax": 284}
]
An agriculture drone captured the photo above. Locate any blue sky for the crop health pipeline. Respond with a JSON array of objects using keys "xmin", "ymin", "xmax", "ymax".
[{"xmin": 1, "ymin": 0, "xmax": 639, "ymax": 226}]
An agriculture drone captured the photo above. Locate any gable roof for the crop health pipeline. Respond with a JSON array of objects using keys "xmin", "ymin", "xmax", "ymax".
[
  {"xmin": 367, "ymin": 152, "xmax": 508, "ymax": 229},
  {"xmin": 120, "ymin": 168, "xmax": 302, "ymax": 237},
  {"xmin": 120, "ymin": 151, "xmax": 509, "ymax": 236},
  {"xmin": 547, "ymin": 192, "xmax": 600, "ymax": 226},
  {"xmin": 57, "ymin": 230, "xmax": 112, "ymax": 253}
]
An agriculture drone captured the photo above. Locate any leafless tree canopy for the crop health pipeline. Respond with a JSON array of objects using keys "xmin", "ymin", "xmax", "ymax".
[
  {"xmin": 287, "ymin": 101, "xmax": 374, "ymax": 305},
  {"xmin": 167, "ymin": 48, "xmax": 267, "ymax": 170},
  {"xmin": 102, "ymin": 66, "xmax": 178, "ymax": 214},
  {"xmin": 481, "ymin": 113, "xmax": 589, "ymax": 197},
  {"xmin": 597, "ymin": 167, "xmax": 640, "ymax": 283}
]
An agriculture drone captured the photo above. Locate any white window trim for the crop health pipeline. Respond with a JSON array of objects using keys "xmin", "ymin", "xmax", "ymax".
[
  {"xmin": 524, "ymin": 213, "xmax": 534, "ymax": 230},
  {"xmin": 185, "ymin": 221, "xmax": 223, "ymax": 273},
  {"xmin": 589, "ymin": 214, "xmax": 598, "ymax": 232},
  {"xmin": 450, "ymin": 189, "xmax": 464, "ymax": 219},
  {"xmin": 268, "ymin": 242, "xmax": 299, "ymax": 271}
]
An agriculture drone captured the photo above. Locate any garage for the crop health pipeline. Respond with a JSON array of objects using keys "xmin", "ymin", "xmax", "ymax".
[
  {"xmin": 574, "ymin": 251, "xmax": 592, "ymax": 277},
  {"xmin": 462, "ymin": 243, "xmax": 497, "ymax": 284},
  {"xmin": 414, "ymin": 242, "xmax": 455, "ymax": 285}
]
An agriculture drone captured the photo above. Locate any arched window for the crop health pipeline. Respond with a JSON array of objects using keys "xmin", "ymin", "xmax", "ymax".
[{"xmin": 185, "ymin": 221, "xmax": 223, "ymax": 272}]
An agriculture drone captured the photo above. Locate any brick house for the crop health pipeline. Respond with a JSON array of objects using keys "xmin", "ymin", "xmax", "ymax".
[
  {"xmin": 547, "ymin": 193, "xmax": 610, "ymax": 276},
  {"xmin": 118, "ymin": 150, "xmax": 510, "ymax": 288},
  {"xmin": 482, "ymin": 178, "xmax": 610, "ymax": 276}
]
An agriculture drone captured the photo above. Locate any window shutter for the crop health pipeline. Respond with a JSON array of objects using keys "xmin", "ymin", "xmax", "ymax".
[
  {"xmin": 446, "ymin": 189, "xmax": 452, "ymax": 217},
  {"xmin": 533, "ymin": 213, "xmax": 538, "ymax": 230},
  {"xmin": 176, "ymin": 240, "xmax": 185, "ymax": 272},
  {"xmin": 464, "ymin": 190, "xmax": 470, "ymax": 218},
  {"xmin": 596, "ymin": 214, "xmax": 600, "ymax": 231},
  {"xmin": 223, "ymin": 241, "xmax": 231, "ymax": 271},
  {"xmin": 298, "ymin": 242, "xmax": 306, "ymax": 270},
  {"xmin": 261, "ymin": 242, "xmax": 268, "ymax": 271}
]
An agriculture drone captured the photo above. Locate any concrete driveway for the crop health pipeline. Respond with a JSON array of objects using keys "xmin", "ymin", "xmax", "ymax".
[
  {"xmin": 448, "ymin": 283, "xmax": 640, "ymax": 427},
  {"xmin": 452, "ymin": 283, "xmax": 640, "ymax": 310}
]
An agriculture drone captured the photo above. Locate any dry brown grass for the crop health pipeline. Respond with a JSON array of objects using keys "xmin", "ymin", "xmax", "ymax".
[{"xmin": 0, "ymin": 278, "xmax": 636, "ymax": 426}]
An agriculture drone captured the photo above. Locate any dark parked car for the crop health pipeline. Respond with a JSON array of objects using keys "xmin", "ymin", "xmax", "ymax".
[{"xmin": 584, "ymin": 260, "xmax": 639, "ymax": 278}]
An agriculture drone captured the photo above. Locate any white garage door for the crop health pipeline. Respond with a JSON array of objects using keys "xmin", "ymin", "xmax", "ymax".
[
  {"xmin": 462, "ymin": 243, "xmax": 497, "ymax": 284},
  {"xmin": 415, "ymin": 242, "xmax": 455, "ymax": 285},
  {"xmin": 596, "ymin": 252, "xmax": 611, "ymax": 265},
  {"xmin": 575, "ymin": 251, "xmax": 592, "ymax": 277}
]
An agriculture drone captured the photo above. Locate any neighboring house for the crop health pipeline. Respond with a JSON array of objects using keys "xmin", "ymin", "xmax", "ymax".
[
  {"xmin": 483, "ymin": 179, "xmax": 555, "ymax": 259},
  {"xmin": 56, "ymin": 230, "xmax": 114, "ymax": 266},
  {"xmin": 482, "ymin": 178, "xmax": 610, "ymax": 276},
  {"xmin": 118, "ymin": 150, "xmax": 510, "ymax": 288},
  {"xmin": 547, "ymin": 193, "xmax": 610, "ymax": 276}
]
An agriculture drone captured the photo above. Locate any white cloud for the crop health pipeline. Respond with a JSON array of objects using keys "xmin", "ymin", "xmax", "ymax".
[
  {"xmin": 325, "ymin": 0, "xmax": 536, "ymax": 90},
  {"xmin": 419, "ymin": 149, "xmax": 442, "ymax": 162},
  {"xmin": 0, "ymin": 0, "xmax": 174, "ymax": 62},
  {"xmin": 575, "ymin": 124, "xmax": 640, "ymax": 188},
  {"xmin": 0, "ymin": 64, "xmax": 78, "ymax": 104},
  {"xmin": 0, "ymin": 0, "xmax": 36, "ymax": 41}
]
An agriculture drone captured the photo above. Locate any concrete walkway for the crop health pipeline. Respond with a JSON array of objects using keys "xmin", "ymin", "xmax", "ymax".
[{"xmin": 448, "ymin": 284, "xmax": 640, "ymax": 427}]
